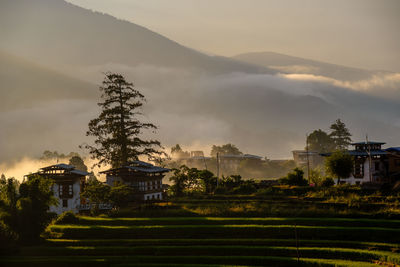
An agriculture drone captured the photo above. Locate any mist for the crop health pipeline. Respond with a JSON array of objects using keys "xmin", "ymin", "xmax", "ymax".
[{"xmin": 1, "ymin": 0, "xmax": 399, "ymax": 177}]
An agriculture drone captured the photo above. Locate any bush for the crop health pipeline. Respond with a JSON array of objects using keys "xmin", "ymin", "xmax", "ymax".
[
  {"xmin": 53, "ymin": 211, "xmax": 79, "ymax": 225},
  {"xmin": 279, "ymin": 168, "xmax": 308, "ymax": 186},
  {"xmin": 321, "ymin": 177, "xmax": 335, "ymax": 187},
  {"xmin": 232, "ymin": 183, "xmax": 257, "ymax": 195}
]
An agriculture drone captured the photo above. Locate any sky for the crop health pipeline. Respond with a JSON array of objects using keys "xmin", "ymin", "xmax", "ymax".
[{"xmin": 66, "ymin": 0, "xmax": 400, "ymax": 72}]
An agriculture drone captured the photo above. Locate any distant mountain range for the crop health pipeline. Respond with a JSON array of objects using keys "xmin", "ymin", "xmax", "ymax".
[
  {"xmin": 0, "ymin": 0, "xmax": 399, "ymax": 165},
  {"xmin": 0, "ymin": 0, "xmax": 267, "ymax": 75}
]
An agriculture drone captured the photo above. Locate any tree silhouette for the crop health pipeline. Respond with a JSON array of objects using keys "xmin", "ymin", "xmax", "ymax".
[
  {"xmin": 84, "ymin": 73, "xmax": 162, "ymax": 168},
  {"xmin": 330, "ymin": 119, "xmax": 352, "ymax": 150}
]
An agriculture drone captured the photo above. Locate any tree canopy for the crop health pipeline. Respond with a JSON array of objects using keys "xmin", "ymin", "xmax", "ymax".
[
  {"xmin": 210, "ymin": 144, "xmax": 242, "ymax": 157},
  {"xmin": 329, "ymin": 119, "xmax": 352, "ymax": 150},
  {"xmin": 325, "ymin": 151, "xmax": 354, "ymax": 184},
  {"xmin": 84, "ymin": 73, "xmax": 163, "ymax": 168},
  {"xmin": 307, "ymin": 129, "xmax": 335, "ymax": 153}
]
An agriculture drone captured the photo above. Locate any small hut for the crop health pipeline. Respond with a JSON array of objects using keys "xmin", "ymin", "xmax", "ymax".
[{"xmin": 101, "ymin": 161, "xmax": 170, "ymax": 201}]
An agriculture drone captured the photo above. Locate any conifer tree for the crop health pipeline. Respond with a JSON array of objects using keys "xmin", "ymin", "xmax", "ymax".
[
  {"xmin": 329, "ymin": 119, "xmax": 352, "ymax": 150},
  {"xmin": 84, "ymin": 73, "xmax": 162, "ymax": 167}
]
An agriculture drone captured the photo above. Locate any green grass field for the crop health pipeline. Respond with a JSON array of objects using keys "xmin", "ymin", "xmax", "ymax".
[{"xmin": 1, "ymin": 216, "xmax": 400, "ymax": 266}]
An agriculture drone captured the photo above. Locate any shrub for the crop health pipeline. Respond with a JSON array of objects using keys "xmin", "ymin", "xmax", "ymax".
[
  {"xmin": 279, "ymin": 168, "xmax": 308, "ymax": 186},
  {"xmin": 53, "ymin": 211, "xmax": 79, "ymax": 225},
  {"xmin": 232, "ymin": 183, "xmax": 257, "ymax": 195},
  {"xmin": 321, "ymin": 177, "xmax": 335, "ymax": 187}
]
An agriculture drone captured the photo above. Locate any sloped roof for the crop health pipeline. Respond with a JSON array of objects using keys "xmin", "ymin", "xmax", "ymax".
[
  {"xmin": 321, "ymin": 150, "xmax": 388, "ymax": 157},
  {"xmin": 351, "ymin": 141, "xmax": 386, "ymax": 145},
  {"xmin": 100, "ymin": 160, "xmax": 170, "ymax": 174},
  {"xmin": 28, "ymin": 163, "xmax": 90, "ymax": 177},
  {"xmin": 386, "ymin": 147, "xmax": 400, "ymax": 153}
]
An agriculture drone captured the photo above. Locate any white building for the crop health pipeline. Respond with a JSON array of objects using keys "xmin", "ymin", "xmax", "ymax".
[
  {"xmin": 27, "ymin": 164, "xmax": 89, "ymax": 214},
  {"xmin": 102, "ymin": 161, "xmax": 170, "ymax": 201},
  {"xmin": 322, "ymin": 142, "xmax": 389, "ymax": 185}
]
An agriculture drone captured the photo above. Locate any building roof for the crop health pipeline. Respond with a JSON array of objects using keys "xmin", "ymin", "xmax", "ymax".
[
  {"xmin": 100, "ymin": 160, "xmax": 170, "ymax": 174},
  {"xmin": 321, "ymin": 150, "xmax": 388, "ymax": 157},
  {"xmin": 292, "ymin": 150, "xmax": 319, "ymax": 154},
  {"xmin": 220, "ymin": 154, "xmax": 263, "ymax": 159},
  {"xmin": 28, "ymin": 163, "xmax": 90, "ymax": 177},
  {"xmin": 351, "ymin": 141, "xmax": 386, "ymax": 145},
  {"xmin": 386, "ymin": 147, "xmax": 400, "ymax": 153}
]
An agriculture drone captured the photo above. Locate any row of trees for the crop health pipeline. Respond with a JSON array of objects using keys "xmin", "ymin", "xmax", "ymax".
[
  {"xmin": 169, "ymin": 166, "xmax": 258, "ymax": 196},
  {"xmin": 171, "ymin": 143, "xmax": 243, "ymax": 159}
]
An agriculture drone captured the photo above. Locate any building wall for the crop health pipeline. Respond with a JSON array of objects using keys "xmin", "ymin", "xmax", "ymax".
[
  {"xmin": 49, "ymin": 181, "xmax": 81, "ymax": 214},
  {"xmin": 143, "ymin": 192, "xmax": 163, "ymax": 200},
  {"xmin": 337, "ymin": 159, "xmax": 387, "ymax": 185}
]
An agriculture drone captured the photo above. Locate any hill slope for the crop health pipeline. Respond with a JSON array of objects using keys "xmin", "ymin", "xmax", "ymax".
[
  {"xmin": 0, "ymin": 0, "xmax": 268, "ymax": 74},
  {"xmin": 0, "ymin": 50, "xmax": 97, "ymax": 111}
]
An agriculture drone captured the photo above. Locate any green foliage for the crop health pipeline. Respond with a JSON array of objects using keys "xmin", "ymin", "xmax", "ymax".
[
  {"xmin": 309, "ymin": 168, "xmax": 325, "ymax": 186},
  {"xmin": 169, "ymin": 166, "xmax": 217, "ymax": 196},
  {"xmin": 280, "ymin": 168, "xmax": 308, "ymax": 186},
  {"xmin": 53, "ymin": 211, "xmax": 79, "ymax": 225},
  {"xmin": 17, "ymin": 176, "xmax": 57, "ymax": 242},
  {"xmin": 0, "ymin": 175, "xmax": 56, "ymax": 243},
  {"xmin": 210, "ymin": 144, "xmax": 242, "ymax": 157},
  {"xmin": 321, "ymin": 177, "xmax": 335, "ymax": 187},
  {"xmin": 330, "ymin": 119, "xmax": 352, "ymax": 150},
  {"xmin": 81, "ymin": 179, "xmax": 110, "ymax": 205},
  {"xmin": 325, "ymin": 151, "xmax": 354, "ymax": 184},
  {"xmin": 108, "ymin": 183, "xmax": 134, "ymax": 208},
  {"xmin": 307, "ymin": 129, "xmax": 335, "ymax": 153},
  {"xmin": 232, "ymin": 181, "xmax": 257, "ymax": 194},
  {"xmin": 68, "ymin": 155, "xmax": 88, "ymax": 172},
  {"xmin": 84, "ymin": 73, "xmax": 163, "ymax": 168}
]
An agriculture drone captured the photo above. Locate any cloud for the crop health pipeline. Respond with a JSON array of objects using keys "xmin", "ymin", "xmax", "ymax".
[
  {"xmin": 283, "ymin": 72, "xmax": 400, "ymax": 100},
  {"xmin": 1, "ymin": 63, "xmax": 400, "ymax": 169}
]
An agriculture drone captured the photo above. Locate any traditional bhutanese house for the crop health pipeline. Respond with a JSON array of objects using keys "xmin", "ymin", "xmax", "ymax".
[
  {"xmin": 101, "ymin": 161, "xmax": 170, "ymax": 201},
  {"xmin": 322, "ymin": 141, "xmax": 389, "ymax": 185},
  {"xmin": 26, "ymin": 163, "xmax": 89, "ymax": 214}
]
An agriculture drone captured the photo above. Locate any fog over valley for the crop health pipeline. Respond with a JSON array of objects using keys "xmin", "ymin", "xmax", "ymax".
[{"xmin": 1, "ymin": 0, "xmax": 400, "ymax": 180}]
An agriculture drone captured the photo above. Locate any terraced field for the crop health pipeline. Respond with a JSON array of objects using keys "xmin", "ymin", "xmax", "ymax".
[{"xmin": 2, "ymin": 216, "xmax": 400, "ymax": 266}]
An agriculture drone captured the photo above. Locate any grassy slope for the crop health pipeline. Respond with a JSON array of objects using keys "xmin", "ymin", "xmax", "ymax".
[{"xmin": 2, "ymin": 216, "xmax": 399, "ymax": 266}]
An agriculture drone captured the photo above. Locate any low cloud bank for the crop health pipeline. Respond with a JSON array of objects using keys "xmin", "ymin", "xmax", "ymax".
[{"xmin": 1, "ymin": 63, "xmax": 400, "ymax": 168}]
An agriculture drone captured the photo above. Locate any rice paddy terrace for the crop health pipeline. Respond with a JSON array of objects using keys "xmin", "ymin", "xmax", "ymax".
[{"xmin": 2, "ymin": 216, "xmax": 400, "ymax": 267}]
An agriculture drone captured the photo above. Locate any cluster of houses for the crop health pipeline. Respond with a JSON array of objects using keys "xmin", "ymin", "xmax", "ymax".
[
  {"xmin": 25, "ymin": 161, "xmax": 170, "ymax": 215},
  {"xmin": 293, "ymin": 141, "xmax": 400, "ymax": 185},
  {"xmin": 23, "ymin": 140, "xmax": 400, "ymax": 215}
]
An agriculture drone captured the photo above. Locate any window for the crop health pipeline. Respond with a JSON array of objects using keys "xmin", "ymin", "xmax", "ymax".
[
  {"xmin": 146, "ymin": 196, "xmax": 150, "ymax": 200},
  {"xmin": 354, "ymin": 161, "xmax": 364, "ymax": 178},
  {"xmin": 375, "ymin": 162, "xmax": 380, "ymax": 171},
  {"xmin": 62, "ymin": 199, "xmax": 68, "ymax": 208},
  {"xmin": 157, "ymin": 194, "xmax": 160, "ymax": 199},
  {"xmin": 59, "ymin": 183, "xmax": 73, "ymax": 198}
]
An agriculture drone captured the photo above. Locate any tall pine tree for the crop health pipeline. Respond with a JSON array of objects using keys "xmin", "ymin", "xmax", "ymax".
[
  {"xmin": 329, "ymin": 119, "xmax": 352, "ymax": 150},
  {"xmin": 85, "ymin": 73, "xmax": 162, "ymax": 168}
]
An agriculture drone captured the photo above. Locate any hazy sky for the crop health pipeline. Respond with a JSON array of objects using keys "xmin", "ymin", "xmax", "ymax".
[{"xmin": 66, "ymin": 0, "xmax": 400, "ymax": 72}]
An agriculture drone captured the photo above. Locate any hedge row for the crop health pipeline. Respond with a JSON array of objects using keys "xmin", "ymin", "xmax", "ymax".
[
  {"xmin": 0, "ymin": 255, "xmax": 378, "ymax": 267},
  {"xmin": 48, "ymin": 224, "xmax": 400, "ymax": 242},
  {"xmin": 16, "ymin": 245, "xmax": 400, "ymax": 264},
  {"xmin": 70, "ymin": 216, "xmax": 400, "ymax": 228},
  {"xmin": 45, "ymin": 238, "xmax": 399, "ymax": 252}
]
